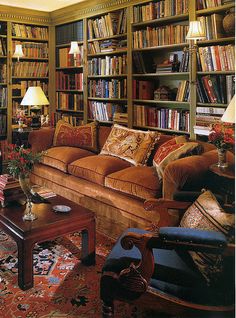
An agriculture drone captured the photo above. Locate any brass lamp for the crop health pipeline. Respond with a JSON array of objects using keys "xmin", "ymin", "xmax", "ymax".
[
  {"xmin": 21, "ymin": 86, "xmax": 49, "ymax": 128},
  {"xmin": 13, "ymin": 44, "xmax": 24, "ymax": 61},
  {"xmin": 186, "ymin": 21, "xmax": 206, "ymax": 43}
]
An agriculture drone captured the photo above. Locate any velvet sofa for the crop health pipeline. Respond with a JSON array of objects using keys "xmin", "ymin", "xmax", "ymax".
[{"xmin": 28, "ymin": 125, "xmax": 232, "ymax": 238}]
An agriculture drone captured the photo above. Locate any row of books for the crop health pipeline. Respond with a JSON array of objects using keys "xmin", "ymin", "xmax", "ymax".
[
  {"xmin": 56, "ymin": 21, "xmax": 83, "ymax": 45},
  {"xmin": 88, "ymin": 55, "xmax": 127, "ymax": 76},
  {"xmin": 197, "ymin": 0, "xmax": 226, "ymax": 10},
  {"xmin": 88, "ymin": 9, "xmax": 127, "ymax": 39},
  {"xmin": 0, "ymin": 22, "xmax": 7, "ymax": 36},
  {"xmin": 0, "ymin": 113, "xmax": 7, "ymax": 136},
  {"xmin": 133, "ymin": 80, "xmax": 154, "ymax": 100},
  {"xmin": 197, "ymin": 45, "xmax": 235, "ymax": 72},
  {"xmin": 0, "ymin": 88, "xmax": 7, "ymax": 107},
  {"xmin": 197, "ymin": 75, "xmax": 235, "ymax": 104},
  {"xmin": 88, "ymin": 79, "xmax": 127, "ymax": 98},
  {"xmin": 133, "ymin": 24, "xmax": 189, "ymax": 49},
  {"xmin": 12, "ymin": 41, "xmax": 48, "ymax": 59},
  {"xmin": 0, "ymin": 64, "xmax": 6, "ymax": 82},
  {"xmin": 57, "ymin": 46, "xmax": 83, "ymax": 67},
  {"xmin": 12, "ymin": 62, "xmax": 49, "ymax": 77},
  {"xmin": 88, "ymin": 101, "xmax": 125, "ymax": 121},
  {"xmin": 198, "ymin": 14, "xmax": 225, "ymax": 40},
  {"xmin": 0, "ymin": 38, "xmax": 7, "ymax": 56},
  {"xmin": 0, "ymin": 139, "xmax": 8, "ymax": 161},
  {"xmin": 88, "ymin": 39, "xmax": 127, "ymax": 54},
  {"xmin": 176, "ymin": 80, "xmax": 190, "ymax": 102},
  {"xmin": 56, "ymin": 72, "xmax": 83, "ymax": 91},
  {"xmin": 195, "ymin": 106, "xmax": 224, "ymax": 132},
  {"xmin": 12, "ymin": 80, "xmax": 48, "ymax": 97},
  {"xmin": 56, "ymin": 92, "xmax": 84, "ymax": 111},
  {"xmin": 133, "ymin": 0, "xmax": 189, "ymax": 23},
  {"xmin": 134, "ymin": 105, "xmax": 190, "ymax": 132},
  {"xmin": 12, "ymin": 23, "xmax": 48, "ymax": 40}
]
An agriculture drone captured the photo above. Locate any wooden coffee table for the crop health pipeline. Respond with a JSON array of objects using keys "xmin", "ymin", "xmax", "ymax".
[{"xmin": 0, "ymin": 195, "xmax": 96, "ymax": 290}]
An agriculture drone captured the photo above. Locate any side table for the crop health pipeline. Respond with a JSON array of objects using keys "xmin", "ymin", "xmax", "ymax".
[{"xmin": 208, "ymin": 164, "xmax": 235, "ymax": 206}]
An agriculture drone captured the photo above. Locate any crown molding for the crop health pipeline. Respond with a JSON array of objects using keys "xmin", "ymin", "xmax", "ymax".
[
  {"xmin": 50, "ymin": 0, "xmax": 134, "ymax": 25},
  {"xmin": 0, "ymin": 5, "xmax": 51, "ymax": 24}
]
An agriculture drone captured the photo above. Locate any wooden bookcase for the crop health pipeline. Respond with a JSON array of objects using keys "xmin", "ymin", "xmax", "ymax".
[
  {"xmin": 194, "ymin": 2, "xmax": 235, "ymax": 136},
  {"xmin": 55, "ymin": 19, "xmax": 84, "ymax": 125},
  {"xmin": 0, "ymin": 21, "xmax": 7, "ymax": 141},
  {"xmin": 10, "ymin": 22, "xmax": 50, "ymax": 123}
]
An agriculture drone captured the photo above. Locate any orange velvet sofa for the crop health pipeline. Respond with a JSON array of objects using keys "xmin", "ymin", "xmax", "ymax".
[{"xmin": 28, "ymin": 126, "xmax": 229, "ymax": 238}]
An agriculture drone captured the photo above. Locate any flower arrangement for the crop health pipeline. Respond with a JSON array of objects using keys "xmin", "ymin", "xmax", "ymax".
[
  {"xmin": 208, "ymin": 123, "xmax": 235, "ymax": 150},
  {"xmin": 7, "ymin": 144, "xmax": 44, "ymax": 178}
]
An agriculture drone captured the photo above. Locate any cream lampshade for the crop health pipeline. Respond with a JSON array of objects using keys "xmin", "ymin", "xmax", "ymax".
[
  {"xmin": 13, "ymin": 44, "xmax": 24, "ymax": 61},
  {"xmin": 69, "ymin": 41, "xmax": 80, "ymax": 58},
  {"xmin": 186, "ymin": 21, "xmax": 206, "ymax": 42},
  {"xmin": 21, "ymin": 86, "xmax": 49, "ymax": 109},
  {"xmin": 21, "ymin": 86, "xmax": 49, "ymax": 128},
  {"xmin": 221, "ymin": 95, "xmax": 235, "ymax": 123}
]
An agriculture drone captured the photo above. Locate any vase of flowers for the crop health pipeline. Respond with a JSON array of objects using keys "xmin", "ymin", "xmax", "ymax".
[
  {"xmin": 7, "ymin": 144, "xmax": 44, "ymax": 221},
  {"xmin": 208, "ymin": 123, "xmax": 235, "ymax": 168}
]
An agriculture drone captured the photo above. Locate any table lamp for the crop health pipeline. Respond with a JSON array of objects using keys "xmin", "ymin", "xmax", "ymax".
[
  {"xmin": 21, "ymin": 86, "xmax": 49, "ymax": 128},
  {"xmin": 13, "ymin": 44, "xmax": 24, "ymax": 61},
  {"xmin": 221, "ymin": 95, "xmax": 235, "ymax": 123},
  {"xmin": 69, "ymin": 41, "xmax": 80, "ymax": 66}
]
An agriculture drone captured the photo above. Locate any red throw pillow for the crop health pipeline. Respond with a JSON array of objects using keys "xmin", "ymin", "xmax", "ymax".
[
  {"xmin": 53, "ymin": 120, "xmax": 98, "ymax": 152},
  {"xmin": 153, "ymin": 136, "xmax": 200, "ymax": 179}
]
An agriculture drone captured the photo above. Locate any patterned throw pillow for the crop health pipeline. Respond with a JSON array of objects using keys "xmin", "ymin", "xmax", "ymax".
[
  {"xmin": 100, "ymin": 124, "xmax": 159, "ymax": 166},
  {"xmin": 153, "ymin": 136, "xmax": 200, "ymax": 180},
  {"xmin": 180, "ymin": 190, "xmax": 235, "ymax": 286},
  {"xmin": 53, "ymin": 120, "xmax": 98, "ymax": 152}
]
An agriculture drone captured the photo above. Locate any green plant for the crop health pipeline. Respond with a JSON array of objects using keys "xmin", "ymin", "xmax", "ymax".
[{"xmin": 7, "ymin": 144, "xmax": 44, "ymax": 178}]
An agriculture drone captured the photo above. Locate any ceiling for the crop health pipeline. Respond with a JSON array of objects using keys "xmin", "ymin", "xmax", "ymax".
[{"xmin": 0, "ymin": 0, "xmax": 84, "ymax": 12}]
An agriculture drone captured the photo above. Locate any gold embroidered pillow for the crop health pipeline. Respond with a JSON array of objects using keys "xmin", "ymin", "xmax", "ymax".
[
  {"xmin": 180, "ymin": 190, "xmax": 235, "ymax": 286},
  {"xmin": 153, "ymin": 136, "xmax": 200, "ymax": 180},
  {"xmin": 53, "ymin": 120, "xmax": 98, "ymax": 152},
  {"xmin": 100, "ymin": 124, "xmax": 159, "ymax": 166}
]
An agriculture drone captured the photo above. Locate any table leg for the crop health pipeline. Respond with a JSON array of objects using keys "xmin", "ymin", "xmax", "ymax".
[
  {"xmin": 17, "ymin": 239, "xmax": 34, "ymax": 290},
  {"xmin": 81, "ymin": 219, "xmax": 96, "ymax": 265}
]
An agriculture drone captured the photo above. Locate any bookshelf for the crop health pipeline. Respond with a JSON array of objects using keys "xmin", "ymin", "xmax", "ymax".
[
  {"xmin": 131, "ymin": 1, "xmax": 190, "ymax": 134},
  {"xmin": 10, "ymin": 22, "xmax": 50, "ymax": 129},
  {"xmin": 86, "ymin": 8, "xmax": 128, "ymax": 124},
  {"xmin": 55, "ymin": 20, "xmax": 84, "ymax": 125},
  {"xmin": 0, "ymin": 21, "xmax": 7, "ymax": 140},
  {"xmin": 194, "ymin": 1, "xmax": 235, "ymax": 135}
]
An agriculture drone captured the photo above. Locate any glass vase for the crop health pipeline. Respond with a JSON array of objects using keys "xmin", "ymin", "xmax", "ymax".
[
  {"xmin": 19, "ymin": 175, "xmax": 37, "ymax": 221},
  {"xmin": 217, "ymin": 148, "xmax": 228, "ymax": 169}
]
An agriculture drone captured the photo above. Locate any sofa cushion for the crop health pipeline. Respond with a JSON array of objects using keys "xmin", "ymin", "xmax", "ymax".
[
  {"xmin": 68, "ymin": 155, "xmax": 131, "ymax": 185},
  {"xmin": 100, "ymin": 124, "xmax": 159, "ymax": 166},
  {"xmin": 153, "ymin": 136, "xmax": 200, "ymax": 180},
  {"xmin": 105, "ymin": 166, "xmax": 161, "ymax": 200},
  {"xmin": 180, "ymin": 190, "xmax": 235, "ymax": 286},
  {"xmin": 53, "ymin": 120, "xmax": 98, "ymax": 152},
  {"xmin": 42, "ymin": 146, "xmax": 94, "ymax": 173}
]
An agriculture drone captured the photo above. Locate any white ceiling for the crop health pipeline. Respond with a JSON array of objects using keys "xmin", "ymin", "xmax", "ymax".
[{"xmin": 0, "ymin": 0, "xmax": 84, "ymax": 12}]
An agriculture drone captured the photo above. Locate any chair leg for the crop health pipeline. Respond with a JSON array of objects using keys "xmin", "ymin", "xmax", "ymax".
[{"xmin": 102, "ymin": 300, "xmax": 114, "ymax": 318}]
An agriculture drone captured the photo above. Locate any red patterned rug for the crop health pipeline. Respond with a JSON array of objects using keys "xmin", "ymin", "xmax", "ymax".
[{"xmin": 0, "ymin": 230, "xmax": 138, "ymax": 318}]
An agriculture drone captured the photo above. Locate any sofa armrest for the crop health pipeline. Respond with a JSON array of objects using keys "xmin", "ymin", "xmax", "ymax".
[
  {"xmin": 28, "ymin": 127, "xmax": 55, "ymax": 152},
  {"xmin": 162, "ymin": 154, "xmax": 214, "ymax": 200}
]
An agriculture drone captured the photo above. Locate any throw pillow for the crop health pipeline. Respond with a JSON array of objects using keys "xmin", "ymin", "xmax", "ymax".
[
  {"xmin": 180, "ymin": 190, "xmax": 235, "ymax": 286},
  {"xmin": 100, "ymin": 124, "xmax": 160, "ymax": 166},
  {"xmin": 153, "ymin": 136, "xmax": 200, "ymax": 180},
  {"xmin": 53, "ymin": 120, "xmax": 98, "ymax": 152}
]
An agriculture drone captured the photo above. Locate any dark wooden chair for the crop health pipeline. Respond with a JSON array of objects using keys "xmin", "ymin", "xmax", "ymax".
[{"xmin": 100, "ymin": 193, "xmax": 235, "ymax": 318}]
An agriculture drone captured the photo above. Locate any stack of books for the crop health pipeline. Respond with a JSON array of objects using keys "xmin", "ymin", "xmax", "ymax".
[{"xmin": 0, "ymin": 174, "xmax": 24, "ymax": 207}]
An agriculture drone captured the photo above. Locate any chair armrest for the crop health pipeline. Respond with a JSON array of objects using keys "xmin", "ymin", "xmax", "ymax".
[
  {"xmin": 147, "ymin": 227, "xmax": 227, "ymax": 254},
  {"xmin": 28, "ymin": 127, "xmax": 55, "ymax": 153}
]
